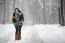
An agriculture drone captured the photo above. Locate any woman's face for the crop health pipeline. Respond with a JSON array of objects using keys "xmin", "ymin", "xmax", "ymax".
[{"xmin": 15, "ymin": 9, "xmax": 18, "ymax": 12}]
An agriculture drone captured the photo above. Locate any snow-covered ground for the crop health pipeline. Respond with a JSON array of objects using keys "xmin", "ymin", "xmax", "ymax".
[{"xmin": 0, "ymin": 24, "xmax": 65, "ymax": 43}]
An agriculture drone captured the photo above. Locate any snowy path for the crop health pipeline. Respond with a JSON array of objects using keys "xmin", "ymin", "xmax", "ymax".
[
  {"xmin": 7, "ymin": 26, "xmax": 33, "ymax": 43},
  {"xmin": 0, "ymin": 24, "xmax": 65, "ymax": 43}
]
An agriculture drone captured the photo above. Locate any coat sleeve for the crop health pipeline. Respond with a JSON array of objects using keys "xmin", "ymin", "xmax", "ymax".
[{"xmin": 12, "ymin": 12, "xmax": 16, "ymax": 23}]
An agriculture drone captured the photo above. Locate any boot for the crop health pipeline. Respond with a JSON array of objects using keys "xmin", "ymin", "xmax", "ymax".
[
  {"xmin": 18, "ymin": 34, "xmax": 21, "ymax": 40},
  {"xmin": 15, "ymin": 33, "xmax": 19, "ymax": 40},
  {"xmin": 15, "ymin": 33, "xmax": 21, "ymax": 40}
]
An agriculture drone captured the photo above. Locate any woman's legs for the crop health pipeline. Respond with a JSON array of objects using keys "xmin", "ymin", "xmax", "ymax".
[
  {"xmin": 15, "ymin": 25, "xmax": 19, "ymax": 40},
  {"xmin": 15, "ymin": 25, "xmax": 18, "ymax": 34},
  {"xmin": 19, "ymin": 25, "xmax": 22, "ymax": 34},
  {"xmin": 15, "ymin": 24, "xmax": 22, "ymax": 40},
  {"xmin": 15, "ymin": 25, "xmax": 22, "ymax": 34},
  {"xmin": 18, "ymin": 25, "xmax": 22, "ymax": 34}
]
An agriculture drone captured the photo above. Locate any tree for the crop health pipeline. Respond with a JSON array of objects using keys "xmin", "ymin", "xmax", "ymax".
[{"xmin": 59, "ymin": 0, "xmax": 64, "ymax": 26}]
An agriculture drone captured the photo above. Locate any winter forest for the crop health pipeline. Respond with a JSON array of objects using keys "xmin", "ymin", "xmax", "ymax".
[
  {"xmin": 0, "ymin": 0, "xmax": 65, "ymax": 26},
  {"xmin": 0, "ymin": 0, "xmax": 65, "ymax": 43}
]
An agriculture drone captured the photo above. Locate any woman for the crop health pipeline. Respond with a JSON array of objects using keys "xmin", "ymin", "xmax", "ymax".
[{"xmin": 12, "ymin": 8, "xmax": 24, "ymax": 40}]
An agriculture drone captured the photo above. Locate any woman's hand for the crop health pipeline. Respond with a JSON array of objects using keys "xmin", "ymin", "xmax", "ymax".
[{"xmin": 13, "ymin": 16, "xmax": 16, "ymax": 19}]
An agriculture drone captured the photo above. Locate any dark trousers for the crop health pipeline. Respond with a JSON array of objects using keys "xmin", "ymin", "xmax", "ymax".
[{"xmin": 15, "ymin": 24, "xmax": 22, "ymax": 34}]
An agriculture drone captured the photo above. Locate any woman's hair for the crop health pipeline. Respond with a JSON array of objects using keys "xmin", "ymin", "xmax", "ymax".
[{"xmin": 15, "ymin": 8, "xmax": 21, "ymax": 12}]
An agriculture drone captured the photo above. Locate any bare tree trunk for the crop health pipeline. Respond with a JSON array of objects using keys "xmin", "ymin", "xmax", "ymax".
[
  {"xmin": 44, "ymin": 0, "xmax": 46, "ymax": 24},
  {"xmin": 61, "ymin": 0, "xmax": 64, "ymax": 26},
  {"xmin": 2, "ymin": 0, "xmax": 6, "ymax": 24},
  {"xmin": 59, "ymin": 0, "xmax": 64, "ymax": 26}
]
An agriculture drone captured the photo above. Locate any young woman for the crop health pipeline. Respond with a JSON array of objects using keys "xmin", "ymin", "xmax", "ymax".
[{"xmin": 12, "ymin": 8, "xmax": 24, "ymax": 40}]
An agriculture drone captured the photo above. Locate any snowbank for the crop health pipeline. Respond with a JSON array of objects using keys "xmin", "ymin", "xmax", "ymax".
[
  {"xmin": 32, "ymin": 24, "xmax": 65, "ymax": 43},
  {"xmin": 0, "ymin": 24, "xmax": 65, "ymax": 43},
  {"xmin": 0, "ymin": 24, "xmax": 15, "ymax": 37}
]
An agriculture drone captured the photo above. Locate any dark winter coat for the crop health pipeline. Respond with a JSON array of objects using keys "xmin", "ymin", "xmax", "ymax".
[{"xmin": 12, "ymin": 12, "xmax": 24, "ymax": 25}]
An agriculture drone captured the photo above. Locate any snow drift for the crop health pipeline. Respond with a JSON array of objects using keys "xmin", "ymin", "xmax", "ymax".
[{"xmin": 0, "ymin": 24, "xmax": 65, "ymax": 43}]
